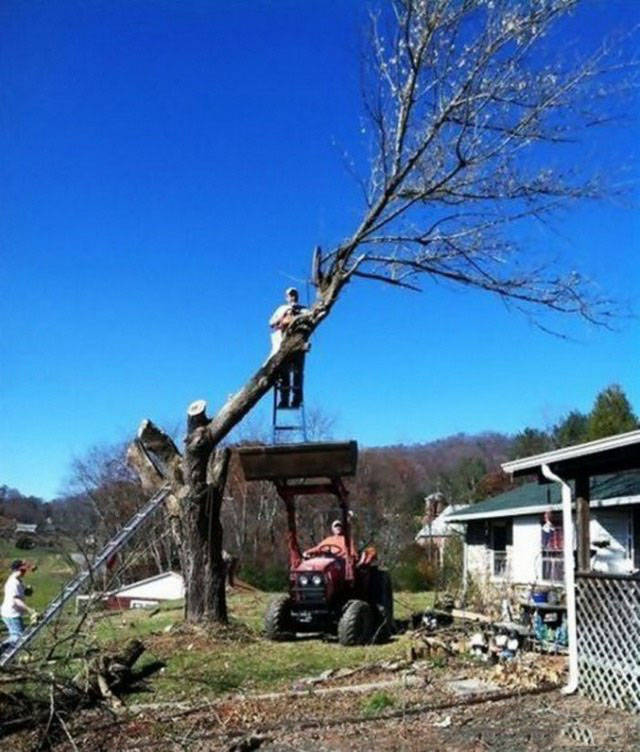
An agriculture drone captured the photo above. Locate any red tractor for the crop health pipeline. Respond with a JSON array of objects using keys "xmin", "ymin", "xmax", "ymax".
[{"xmin": 238, "ymin": 441, "xmax": 394, "ymax": 646}]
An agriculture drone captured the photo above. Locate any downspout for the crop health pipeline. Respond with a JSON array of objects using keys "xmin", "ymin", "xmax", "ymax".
[{"xmin": 541, "ymin": 463, "xmax": 579, "ymax": 694}]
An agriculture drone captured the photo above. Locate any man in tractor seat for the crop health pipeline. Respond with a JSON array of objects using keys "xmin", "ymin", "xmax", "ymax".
[
  {"xmin": 303, "ymin": 520, "xmax": 355, "ymax": 559},
  {"xmin": 303, "ymin": 519, "xmax": 377, "ymax": 565}
]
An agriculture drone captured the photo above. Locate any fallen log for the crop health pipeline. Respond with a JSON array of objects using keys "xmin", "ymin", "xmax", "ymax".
[
  {"xmin": 451, "ymin": 608, "xmax": 492, "ymax": 623},
  {"xmin": 73, "ymin": 639, "xmax": 147, "ymax": 707}
]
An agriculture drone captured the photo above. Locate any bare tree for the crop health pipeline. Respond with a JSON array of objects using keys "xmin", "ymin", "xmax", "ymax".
[
  {"xmin": 128, "ymin": 0, "xmax": 633, "ymax": 623},
  {"xmin": 66, "ymin": 443, "xmax": 177, "ymax": 583}
]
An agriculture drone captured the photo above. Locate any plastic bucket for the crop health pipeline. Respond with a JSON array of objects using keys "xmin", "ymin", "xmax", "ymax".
[{"xmin": 532, "ymin": 590, "xmax": 549, "ymax": 604}]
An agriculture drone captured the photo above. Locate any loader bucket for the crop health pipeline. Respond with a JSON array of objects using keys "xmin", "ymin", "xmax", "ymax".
[{"xmin": 237, "ymin": 441, "xmax": 357, "ymax": 482}]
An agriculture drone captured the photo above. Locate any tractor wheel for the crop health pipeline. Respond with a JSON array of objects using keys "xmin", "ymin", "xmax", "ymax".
[
  {"xmin": 373, "ymin": 569, "xmax": 395, "ymax": 643},
  {"xmin": 264, "ymin": 594, "xmax": 293, "ymax": 641},
  {"xmin": 338, "ymin": 600, "xmax": 374, "ymax": 646}
]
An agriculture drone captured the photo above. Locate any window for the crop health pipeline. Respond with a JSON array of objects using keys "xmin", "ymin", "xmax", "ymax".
[
  {"xmin": 541, "ymin": 511, "xmax": 564, "ymax": 582},
  {"xmin": 490, "ymin": 520, "xmax": 512, "ymax": 578}
]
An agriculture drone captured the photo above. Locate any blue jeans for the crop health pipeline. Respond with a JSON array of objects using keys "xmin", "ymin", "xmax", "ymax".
[{"xmin": 2, "ymin": 616, "xmax": 24, "ymax": 647}]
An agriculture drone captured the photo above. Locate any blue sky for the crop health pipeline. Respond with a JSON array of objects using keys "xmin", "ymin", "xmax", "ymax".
[{"xmin": 1, "ymin": 0, "xmax": 638, "ymax": 500}]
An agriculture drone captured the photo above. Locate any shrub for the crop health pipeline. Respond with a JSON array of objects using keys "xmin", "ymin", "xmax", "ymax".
[
  {"xmin": 391, "ymin": 544, "xmax": 434, "ymax": 591},
  {"xmin": 241, "ymin": 562, "xmax": 288, "ymax": 592},
  {"xmin": 362, "ymin": 691, "xmax": 395, "ymax": 716},
  {"xmin": 441, "ymin": 535, "xmax": 463, "ymax": 592},
  {"xmin": 15, "ymin": 536, "xmax": 36, "ymax": 550}
]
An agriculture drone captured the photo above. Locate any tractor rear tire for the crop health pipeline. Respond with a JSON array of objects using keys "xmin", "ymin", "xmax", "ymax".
[
  {"xmin": 338, "ymin": 600, "xmax": 374, "ymax": 646},
  {"xmin": 265, "ymin": 594, "xmax": 293, "ymax": 641},
  {"xmin": 372, "ymin": 569, "xmax": 394, "ymax": 643}
]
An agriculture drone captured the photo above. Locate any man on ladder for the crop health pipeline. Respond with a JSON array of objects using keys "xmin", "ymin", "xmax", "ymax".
[{"xmin": 269, "ymin": 287, "xmax": 309, "ymax": 409}]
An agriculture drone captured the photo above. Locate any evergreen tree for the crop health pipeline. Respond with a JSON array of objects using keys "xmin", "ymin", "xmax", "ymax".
[
  {"xmin": 510, "ymin": 428, "xmax": 552, "ymax": 460},
  {"xmin": 586, "ymin": 384, "xmax": 638, "ymax": 441},
  {"xmin": 438, "ymin": 456, "xmax": 488, "ymax": 503},
  {"xmin": 552, "ymin": 410, "xmax": 589, "ymax": 448}
]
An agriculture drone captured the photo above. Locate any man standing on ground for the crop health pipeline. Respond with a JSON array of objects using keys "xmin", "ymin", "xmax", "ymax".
[
  {"xmin": 1, "ymin": 560, "xmax": 36, "ymax": 649},
  {"xmin": 269, "ymin": 287, "xmax": 308, "ymax": 408}
]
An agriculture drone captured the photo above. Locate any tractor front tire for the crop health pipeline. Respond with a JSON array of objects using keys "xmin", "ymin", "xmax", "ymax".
[
  {"xmin": 338, "ymin": 600, "xmax": 374, "ymax": 646},
  {"xmin": 265, "ymin": 594, "xmax": 293, "ymax": 641}
]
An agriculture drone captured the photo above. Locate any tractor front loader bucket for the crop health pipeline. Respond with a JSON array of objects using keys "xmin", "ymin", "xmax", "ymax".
[{"xmin": 237, "ymin": 441, "xmax": 357, "ymax": 482}]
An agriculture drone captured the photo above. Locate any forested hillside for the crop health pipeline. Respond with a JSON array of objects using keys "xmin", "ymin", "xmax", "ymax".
[{"xmin": 3, "ymin": 384, "xmax": 637, "ymax": 589}]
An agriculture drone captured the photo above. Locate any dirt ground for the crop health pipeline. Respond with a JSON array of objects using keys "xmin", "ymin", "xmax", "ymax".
[
  {"xmin": 4, "ymin": 625, "xmax": 638, "ymax": 751},
  {"xmin": 255, "ymin": 692, "xmax": 639, "ymax": 752},
  {"xmin": 26, "ymin": 670, "xmax": 638, "ymax": 751}
]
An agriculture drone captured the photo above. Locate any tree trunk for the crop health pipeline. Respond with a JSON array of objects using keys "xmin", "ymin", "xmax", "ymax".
[
  {"xmin": 181, "ymin": 445, "xmax": 230, "ymax": 623},
  {"xmin": 127, "ymin": 300, "xmax": 331, "ymax": 624}
]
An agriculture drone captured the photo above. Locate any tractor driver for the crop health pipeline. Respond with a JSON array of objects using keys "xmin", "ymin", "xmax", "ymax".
[{"xmin": 303, "ymin": 520, "xmax": 357, "ymax": 560}]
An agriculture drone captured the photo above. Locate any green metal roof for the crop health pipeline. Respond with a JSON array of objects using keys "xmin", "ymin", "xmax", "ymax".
[{"xmin": 448, "ymin": 471, "xmax": 640, "ymax": 521}]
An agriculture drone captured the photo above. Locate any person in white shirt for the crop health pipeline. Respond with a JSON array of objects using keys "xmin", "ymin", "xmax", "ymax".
[
  {"xmin": 1, "ymin": 560, "xmax": 35, "ymax": 648},
  {"xmin": 269, "ymin": 287, "xmax": 308, "ymax": 408}
]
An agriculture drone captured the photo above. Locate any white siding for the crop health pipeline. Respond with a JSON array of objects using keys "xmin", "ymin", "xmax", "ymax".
[
  {"xmin": 115, "ymin": 572, "xmax": 184, "ymax": 600},
  {"xmin": 591, "ymin": 509, "xmax": 633, "ymax": 574},
  {"xmin": 511, "ymin": 515, "xmax": 541, "ymax": 583},
  {"xmin": 466, "ymin": 543, "xmax": 490, "ymax": 580}
]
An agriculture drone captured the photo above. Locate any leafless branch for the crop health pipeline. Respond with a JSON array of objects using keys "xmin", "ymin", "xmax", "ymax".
[{"xmin": 316, "ymin": 0, "xmax": 636, "ymax": 326}]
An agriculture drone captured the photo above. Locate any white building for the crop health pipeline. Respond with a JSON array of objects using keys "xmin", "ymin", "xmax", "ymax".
[
  {"xmin": 15, "ymin": 523, "xmax": 38, "ymax": 534},
  {"xmin": 415, "ymin": 504, "xmax": 468, "ymax": 565},
  {"xmin": 106, "ymin": 571, "xmax": 184, "ymax": 609},
  {"xmin": 76, "ymin": 571, "xmax": 185, "ymax": 612},
  {"xmin": 447, "ymin": 472, "xmax": 640, "ymax": 588}
]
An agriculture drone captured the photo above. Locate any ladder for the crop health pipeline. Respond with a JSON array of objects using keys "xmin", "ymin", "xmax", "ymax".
[
  {"xmin": 272, "ymin": 386, "xmax": 308, "ymax": 444},
  {"xmin": 0, "ymin": 485, "xmax": 170, "ymax": 669}
]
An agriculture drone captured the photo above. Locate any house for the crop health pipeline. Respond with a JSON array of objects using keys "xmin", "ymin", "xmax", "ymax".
[
  {"xmin": 447, "ymin": 472, "xmax": 640, "ymax": 589},
  {"xmin": 494, "ymin": 429, "xmax": 640, "ymax": 712},
  {"xmin": 415, "ymin": 504, "xmax": 468, "ymax": 565}
]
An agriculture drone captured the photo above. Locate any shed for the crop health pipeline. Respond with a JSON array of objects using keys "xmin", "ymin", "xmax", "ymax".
[
  {"xmin": 15, "ymin": 523, "xmax": 38, "ymax": 534},
  {"xmin": 104, "ymin": 571, "xmax": 184, "ymax": 610}
]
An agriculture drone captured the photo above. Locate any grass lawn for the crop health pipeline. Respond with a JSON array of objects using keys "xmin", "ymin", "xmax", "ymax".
[
  {"xmin": 89, "ymin": 588, "xmax": 434, "ymax": 702},
  {"xmin": 0, "ymin": 542, "xmax": 435, "ymax": 704},
  {"xmin": 0, "ymin": 542, "xmax": 75, "ymax": 611}
]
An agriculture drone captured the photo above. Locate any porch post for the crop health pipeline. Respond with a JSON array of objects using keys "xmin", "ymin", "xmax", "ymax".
[
  {"xmin": 542, "ymin": 464, "xmax": 579, "ymax": 694},
  {"xmin": 575, "ymin": 474, "xmax": 590, "ymax": 573}
]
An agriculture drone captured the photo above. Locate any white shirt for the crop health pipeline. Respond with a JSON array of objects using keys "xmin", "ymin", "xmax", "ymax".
[
  {"xmin": 1, "ymin": 572, "xmax": 25, "ymax": 618},
  {"xmin": 269, "ymin": 303, "xmax": 309, "ymax": 355}
]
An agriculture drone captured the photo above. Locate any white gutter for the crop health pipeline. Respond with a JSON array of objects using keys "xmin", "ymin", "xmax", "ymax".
[
  {"xmin": 446, "ymin": 492, "xmax": 640, "ymax": 523},
  {"xmin": 502, "ymin": 428, "xmax": 640, "ymax": 476},
  {"xmin": 541, "ymin": 463, "xmax": 579, "ymax": 695}
]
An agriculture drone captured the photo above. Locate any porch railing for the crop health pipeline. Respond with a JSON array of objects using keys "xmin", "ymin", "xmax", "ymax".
[
  {"xmin": 541, "ymin": 552, "xmax": 564, "ymax": 583},
  {"xmin": 575, "ymin": 571, "xmax": 640, "ymax": 712}
]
